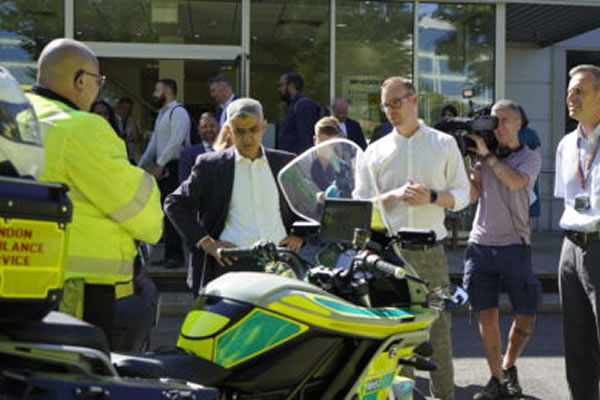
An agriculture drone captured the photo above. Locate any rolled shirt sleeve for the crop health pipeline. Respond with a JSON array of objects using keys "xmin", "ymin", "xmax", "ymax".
[{"xmin": 157, "ymin": 106, "xmax": 190, "ymax": 167}]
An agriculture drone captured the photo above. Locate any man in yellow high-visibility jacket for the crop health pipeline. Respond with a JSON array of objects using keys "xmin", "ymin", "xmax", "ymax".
[{"xmin": 27, "ymin": 38, "xmax": 163, "ymax": 344}]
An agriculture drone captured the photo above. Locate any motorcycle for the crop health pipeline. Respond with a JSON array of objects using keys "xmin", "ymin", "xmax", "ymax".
[
  {"xmin": 0, "ymin": 140, "xmax": 466, "ymax": 400},
  {"xmin": 112, "ymin": 139, "xmax": 468, "ymax": 399}
]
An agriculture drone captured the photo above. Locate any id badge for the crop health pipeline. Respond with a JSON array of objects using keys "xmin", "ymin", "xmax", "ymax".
[{"xmin": 574, "ymin": 193, "xmax": 591, "ymax": 211}]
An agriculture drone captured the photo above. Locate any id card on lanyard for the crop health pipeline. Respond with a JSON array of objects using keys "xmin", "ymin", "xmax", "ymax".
[{"xmin": 575, "ymin": 135, "xmax": 600, "ymax": 210}]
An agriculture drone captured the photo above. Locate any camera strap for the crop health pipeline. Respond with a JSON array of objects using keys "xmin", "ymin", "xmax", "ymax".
[{"xmin": 576, "ymin": 136, "xmax": 600, "ymax": 189}]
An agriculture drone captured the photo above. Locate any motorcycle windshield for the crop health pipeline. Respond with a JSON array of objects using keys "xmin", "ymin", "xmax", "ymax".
[{"xmin": 278, "ymin": 138, "xmax": 393, "ymax": 236}]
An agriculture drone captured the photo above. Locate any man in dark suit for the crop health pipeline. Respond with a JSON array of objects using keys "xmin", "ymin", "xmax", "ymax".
[
  {"xmin": 165, "ymin": 98, "xmax": 303, "ymax": 294},
  {"xmin": 278, "ymin": 71, "xmax": 320, "ymax": 154},
  {"xmin": 178, "ymin": 112, "xmax": 218, "ymax": 183},
  {"xmin": 332, "ymin": 98, "xmax": 367, "ymax": 150},
  {"xmin": 209, "ymin": 74, "xmax": 238, "ymax": 128}
]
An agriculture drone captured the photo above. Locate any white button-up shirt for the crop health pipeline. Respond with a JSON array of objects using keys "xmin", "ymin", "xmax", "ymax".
[
  {"xmin": 219, "ymin": 147, "xmax": 287, "ymax": 247},
  {"xmin": 138, "ymin": 100, "xmax": 190, "ymax": 168},
  {"xmin": 554, "ymin": 124, "xmax": 600, "ymax": 232},
  {"xmin": 353, "ymin": 122, "xmax": 469, "ymax": 240},
  {"xmin": 219, "ymin": 94, "xmax": 236, "ymax": 127}
]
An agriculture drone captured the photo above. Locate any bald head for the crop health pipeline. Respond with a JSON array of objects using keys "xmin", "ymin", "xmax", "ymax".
[
  {"xmin": 332, "ymin": 98, "xmax": 349, "ymax": 122},
  {"xmin": 37, "ymin": 39, "xmax": 100, "ymax": 111}
]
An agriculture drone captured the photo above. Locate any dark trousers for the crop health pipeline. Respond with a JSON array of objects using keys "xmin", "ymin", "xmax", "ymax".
[
  {"xmin": 159, "ymin": 160, "xmax": 183, "ymax": 261},
  {"xmin": 83, "ymin": 284, "xmax": 116, "ymax": 348},
  {"xmin": 559, "ymin": 237, "xmax": 600, "ymax": 400}
]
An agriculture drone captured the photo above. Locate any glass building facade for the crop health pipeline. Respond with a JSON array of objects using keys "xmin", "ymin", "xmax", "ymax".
[{"xmin": 0, "ymin": 0, "xmax": 495, "ymax": 139}]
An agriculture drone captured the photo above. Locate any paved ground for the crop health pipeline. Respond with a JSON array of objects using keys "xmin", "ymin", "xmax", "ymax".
[{"xmin": 150, "ymin": 312, "xmax": 568, "ymax": 400}]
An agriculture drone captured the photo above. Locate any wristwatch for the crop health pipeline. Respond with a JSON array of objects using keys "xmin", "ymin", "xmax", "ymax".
[{"xmin": 430, "ymin": 189, "xmax": 438, "ymax": 204}]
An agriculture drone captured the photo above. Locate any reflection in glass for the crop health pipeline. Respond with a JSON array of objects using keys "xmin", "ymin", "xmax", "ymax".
[
  {"xmin": 336, "ymin": 1, "xmax": 414, "ymax": 140},
  {"xmin": 75, "ymin": 0, "xmax": 241, "ymax": 45},
  {"xmin": 418, "ymin": 3, "xmax": 495, "ymax": 124},
  {"xmin": 250, "ymin": 0, "xmax": 330, "ymax": 128},
  {"xmin": 0, "ymin": 0, "xmax": 64, "ymax": 85}
]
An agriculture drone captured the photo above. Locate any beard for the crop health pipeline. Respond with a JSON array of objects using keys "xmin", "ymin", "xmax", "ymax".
[
  {"xmin": 280, "ymin": 92, "xmax": 291, "ymax": 103},
  {"xmin": 151, "ymin": 95, "xmax": 166, "ymax": 108}
]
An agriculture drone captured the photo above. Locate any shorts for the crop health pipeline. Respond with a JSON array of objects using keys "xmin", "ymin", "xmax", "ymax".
[{"xmin": 463, "ymin": 243, "xmax": 542, "ymax": 315}]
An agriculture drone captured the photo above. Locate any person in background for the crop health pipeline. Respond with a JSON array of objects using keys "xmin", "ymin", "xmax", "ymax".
[
  {"xmin": 331, "ymin": 98, "xmax": 367, "ymax": 150},
  {"xmin": 517, "ymin": 105, "xmax": 542, "ymax": 226},
  {"xmin": 116, "ymin": 97, "xmax": 145, "ymax": 164},
  {"xmin": 277, "ymin": 71, "xmax": 320, "ymax": 154},
  {"xmin": 178, "ymin": 112, "xmax": 219, "ymax": 183},
  {"xmin": 209, "ymin": 74, "xmax": 238, "ymax": 128},
  {"xmin": 91, "ymin": 100, "xmax": 121, "ymax": 138},
  {"xmin": 138, "ymin": 78, "xmax": 191, "ymax": 269}
]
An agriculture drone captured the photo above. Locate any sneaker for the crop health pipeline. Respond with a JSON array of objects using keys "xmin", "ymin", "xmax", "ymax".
[
  {"xmin": 473, "ymin": 376, "xmax": 507, "ymax": 400},
  {"xmin": 502, "ymin": 365, "xmax": 523, "ymax": 397}
]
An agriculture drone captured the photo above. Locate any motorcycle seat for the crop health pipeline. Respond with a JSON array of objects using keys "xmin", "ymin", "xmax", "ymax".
[
  {"xmin": 0, "ymin": 311, "xmax": 110, "ymax": 354},
  {"xmin": 113, "ymin": 347, "xmax": 231, "ymax": 386}
]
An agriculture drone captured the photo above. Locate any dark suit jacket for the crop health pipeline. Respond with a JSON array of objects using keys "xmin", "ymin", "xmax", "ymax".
[
  {"xmin": 178, "ymin": 143, "xmax": 206, "ymax": 183},
  {"xmin": 165, "ymin": 147, "xmax": 299, "ymax": 287},
  {"xmin": 278, "ymin": 93, "xmax": 319, "ymax": 154},
  {"xmin": 344, "ymin": 118, "xmax": 367, "ymax": 150},
  {"xmin": 215, "ymin": 95, "xmax": 239, "ymax": 125}
]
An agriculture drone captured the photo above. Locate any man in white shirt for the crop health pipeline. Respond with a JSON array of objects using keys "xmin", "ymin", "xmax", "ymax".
[
  {"xmin": 209, "ymin": 74, "xmax": 237, "ymax": 128},
  {"xmin": 164, "ymin": 98, "xmax": 302, "ymax": 287},
  {"xmin": 555, "ymin": 64, "xmax": 600, "ymax": 400},
  {"xmin": 139, "ymin": 78, "xmax": 191, "ymax": 268},
  {"xmin": 354, "ymin": 76, "xmax": 469, "ymax": 400}
]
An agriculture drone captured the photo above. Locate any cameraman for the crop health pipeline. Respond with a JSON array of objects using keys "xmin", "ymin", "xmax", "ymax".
[{"xmin": 464, "ymin": 99, "xmax": 542, "ymax": 400}]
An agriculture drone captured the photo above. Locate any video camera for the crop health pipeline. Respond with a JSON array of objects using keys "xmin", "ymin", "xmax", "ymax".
[
  {"xmin": 434, "ymin": 88, "xmax": 498, "ymax": 157},
  {"xmin": 435, "ymin": 115, "xmax": 498, "ymax": 157}
]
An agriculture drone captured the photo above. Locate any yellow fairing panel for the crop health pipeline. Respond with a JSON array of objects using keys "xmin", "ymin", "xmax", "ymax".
[{"xmin": 269, "ymin": 294, "xmax": 434, "ymax": 339}]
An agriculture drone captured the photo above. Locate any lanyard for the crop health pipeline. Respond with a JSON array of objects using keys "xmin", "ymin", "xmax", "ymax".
[{"xmin": 577, "ymin": 136, "xmax": 600, "ymax": 188}]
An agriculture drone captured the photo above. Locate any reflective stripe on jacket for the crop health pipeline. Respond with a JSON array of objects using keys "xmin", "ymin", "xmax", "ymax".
[{"xmin": 28, "ymin": 93, "xmax": 163, "ymax": 296}]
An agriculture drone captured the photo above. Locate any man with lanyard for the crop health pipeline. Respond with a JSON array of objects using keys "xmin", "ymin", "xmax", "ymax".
[
  {"xmin": 139, "ymin": 78, "xmax": 191, "ymax": 269},
  {"xmin": 555, "ymin": 64, "xmax": 600, "ymax": 400},
  {"xmin": 353, "ymin": 76, "xmax": 469, "ymax": 400}
]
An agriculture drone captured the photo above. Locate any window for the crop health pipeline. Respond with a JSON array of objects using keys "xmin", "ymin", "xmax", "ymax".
[
  {"xmin": 250, "ymin": 0, "xmax": 330, "ymax": 126},
  {"xmin": 336, "ymin": 1, "xmax": 414, "ymax": 139},
  {"xmin": 0, "ymin": 0, "xmax": 63, "ymax": 85},
  {"xmin": 75, "ymin": 0, "xmax": 241, "ymax": 45},
  {"xmin": 417, "ymin": 3, "xmax": 495, "ymax": 124}
]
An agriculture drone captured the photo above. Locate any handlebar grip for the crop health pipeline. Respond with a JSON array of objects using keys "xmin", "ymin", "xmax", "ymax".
[
  {"xmin": 365, "ymin": 254, "xmax": 407, "ymax": 279},
  {"xmin": 217, "ymin": 247, "xmax": 255, "ymax": 259}
]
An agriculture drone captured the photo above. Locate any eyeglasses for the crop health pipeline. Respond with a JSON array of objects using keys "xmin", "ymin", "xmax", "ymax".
[
  {"xmin": 380, "ymin": 92, "xmax": 413, "ymax": 112},
  {"xmin": 75, "ymin": 69, "xmax": 106, "ymax": 88}
]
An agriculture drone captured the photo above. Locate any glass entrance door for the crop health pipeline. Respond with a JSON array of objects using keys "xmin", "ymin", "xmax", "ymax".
[{"xmin": 96, "ymin": 57, "xmax": 241, "ymax": 154}]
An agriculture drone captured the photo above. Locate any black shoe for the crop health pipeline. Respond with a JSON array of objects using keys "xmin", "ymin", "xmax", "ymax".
[
  {"xmin": 163, "ymin": 258, "xmax": 183, "ymax": 269},
  {"xmin": 473, "ymin": 376, "xmax": 507, "ymax": 400},
  {"xmin": 502, "ymin": 365, "xmax": 523, "ymax": 398}
]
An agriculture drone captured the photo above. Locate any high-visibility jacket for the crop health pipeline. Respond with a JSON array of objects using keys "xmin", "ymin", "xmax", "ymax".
[{"xmin": 28, "ymin": 92, "xmax": 163, "ymax": 298}]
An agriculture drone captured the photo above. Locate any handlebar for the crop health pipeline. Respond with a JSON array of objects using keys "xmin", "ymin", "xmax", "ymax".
[
  {"xmin": 216, "ymin": 241, "xmax": 310, "ymax": 279},
  {"xmin": 356, "ymin": 251, "xmax": 428, "ymax": 286}
]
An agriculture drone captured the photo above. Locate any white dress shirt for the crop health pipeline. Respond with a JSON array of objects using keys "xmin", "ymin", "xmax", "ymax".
[
  {"xmin": 338, "ymin": 121, "xmax": 348, "ymax": 137},
  {"xmin": 353, "ymin": 122, "xmax": 469, "ymax": 240},
  {"xmin": 138, "ymin": 100, "xmax": 190, "ymax": 168},
  {"xmin": 219, "ymin": 147, "xmax": 287, "ymax": 247},
  {"xmin": 554, "ymin": 124, "xmax": 600, "ymax": 232},
  {"xmin": 218, "ymin": 94, "xmax": 236, "ymax": 127}
]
